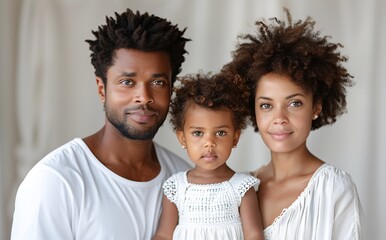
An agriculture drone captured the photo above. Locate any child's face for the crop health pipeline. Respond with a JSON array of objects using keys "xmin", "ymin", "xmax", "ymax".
[
  {"xmin": 254, "ymin": 72, "xmax": 322, "ymax": 154},
  {"xmin": 177, "ymin": 103, "xmax": 240, "ymax": 171}
]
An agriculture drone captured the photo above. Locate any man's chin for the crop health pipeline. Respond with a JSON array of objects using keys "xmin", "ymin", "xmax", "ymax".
[{"xmin": 120, "ymin": 127, "xmax": 160, "ymax": 140}]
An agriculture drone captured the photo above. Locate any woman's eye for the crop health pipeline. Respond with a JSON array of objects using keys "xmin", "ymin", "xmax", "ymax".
[
  {"xmin": 289, "ymin": 101, "xmax": 303, "ymax": 107},
  {"xmin": 192, "ymin": 131, "xmax": 203, "ymax": 137},
  {"xmin": 260, "ymin": 103, "xmax": 271, "ymax": 110}
]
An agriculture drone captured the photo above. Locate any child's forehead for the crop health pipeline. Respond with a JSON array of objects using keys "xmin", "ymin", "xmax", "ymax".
[
  {"xmin": 183, "ymin": 104, "xmax": 235, "ymax": 126},
  {"xmin": 185, "ymin": 101, "xmax": 230, "ymax": 112}
]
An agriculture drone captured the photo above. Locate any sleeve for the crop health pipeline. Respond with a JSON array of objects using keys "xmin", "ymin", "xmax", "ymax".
[
  {"xmin": 237, "ymin": 174, "xmax": 261, "ymax": 198},
  {"xmin": 331, "ymin": 173, "xmax": 363, "ymax": 240},
  {"xmin": 162, "ymin": 174, "xmax": 178, "ymax": 204},
  {"xmin": 11, "ymin": 163, "xmax": 76, "ymax": 240}
]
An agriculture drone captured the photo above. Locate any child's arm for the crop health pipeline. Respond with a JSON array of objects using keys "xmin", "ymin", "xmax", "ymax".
[
  {"xmin": 240, "ymin": 188, "xmax": 265, "ymax": 240},
  {"xmin": 152, "ymin": 194, "xmax": 178, "ymax": 240}
]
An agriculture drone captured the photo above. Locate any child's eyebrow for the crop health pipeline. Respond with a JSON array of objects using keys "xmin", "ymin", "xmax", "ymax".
[{"xmin": 188, "ymin": 125, "xmax": 232, "ymax": 129}]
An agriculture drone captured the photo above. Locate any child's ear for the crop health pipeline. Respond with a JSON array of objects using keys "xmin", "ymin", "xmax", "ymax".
[
  {"xmin": 96, "ymin": 77, "xmax": 106, "ymax": 103},
  {"xmin": 176, "ymin": 130, "xmax": 187, "ymax": 148},
  {"xmin": 233, "ymin": 129, "xmax": 241, "ymax": 148}
]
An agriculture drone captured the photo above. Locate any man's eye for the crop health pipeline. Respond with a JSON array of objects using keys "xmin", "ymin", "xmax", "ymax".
[
  {"xmin": 152, "ymin": 80, "xmax": 166, "ymax": 86},
  {"xmin": 192, "ymin": 131, "xmax": 203, "ymax": 137},
  {"xmin": 121, "ymin": 80, "xmax": 133, "ymax": 86}
]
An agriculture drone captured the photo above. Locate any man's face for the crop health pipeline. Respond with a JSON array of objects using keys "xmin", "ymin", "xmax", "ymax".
[{"xmin": 97, "ymin": 48, "xmax": 172, "ymax": 140}]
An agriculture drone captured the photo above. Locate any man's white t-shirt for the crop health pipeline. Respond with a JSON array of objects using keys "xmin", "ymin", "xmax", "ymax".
[{"xmin": 11, "ymin": 138, "xmax": 190, "ymax": 240}]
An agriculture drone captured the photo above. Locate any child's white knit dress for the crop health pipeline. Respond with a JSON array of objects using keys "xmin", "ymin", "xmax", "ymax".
[{"xmin": 162, "ymin": 171, "xmax": 260, "ymax": 240}]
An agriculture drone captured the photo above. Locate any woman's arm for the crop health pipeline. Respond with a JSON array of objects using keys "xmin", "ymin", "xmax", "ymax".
[
  {"xmin": 332, "ymin": 178, "xmax": 363, "ymax": 240},
  {"xmin": 240, "ymin": 188, "xmax": 265, "ymax": 240},
  {"xmin": 152, "ymin": 194, "xmax": 178, "ymax": 240}
]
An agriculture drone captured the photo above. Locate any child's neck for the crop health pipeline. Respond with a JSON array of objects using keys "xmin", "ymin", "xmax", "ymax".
[{"xmin": 187, "ymin": 165, "xmax": 235, "ymax": 184}]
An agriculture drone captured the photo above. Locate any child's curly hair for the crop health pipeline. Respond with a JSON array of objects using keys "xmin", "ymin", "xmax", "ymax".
[
  {"xmin": 170, "ymin": 72, "xmax": 250, "ymax": 131},
  {"xmin": 222, "ymin": 8, "xmax": 353, "ymax": 131}
]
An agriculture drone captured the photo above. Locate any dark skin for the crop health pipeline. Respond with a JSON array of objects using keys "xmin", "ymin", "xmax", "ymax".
[
  {"xmin": 83, "ymin": 48, "xmax": 172, "ymax": 181},
  {"xmin": 255, "ymin": 150, "xmax": 323, "ymax": 228},
  {"xmin": 83, "ymin": 127, "xmax": 159, "ymax": 181}
]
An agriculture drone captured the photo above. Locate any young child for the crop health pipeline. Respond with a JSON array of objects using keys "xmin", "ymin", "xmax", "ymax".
[
  {"xmin": 153, "ymin": 73, "xmax": 264, "ymax": 240},
  {"xmin": 222, "ymin": 8, "xmax": 363, "ymax": 240}
]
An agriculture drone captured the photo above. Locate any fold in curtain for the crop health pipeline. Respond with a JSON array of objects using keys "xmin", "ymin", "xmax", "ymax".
[{"xmin": 16, "ymin": 0, "xmax": 61, "ymax": 180}]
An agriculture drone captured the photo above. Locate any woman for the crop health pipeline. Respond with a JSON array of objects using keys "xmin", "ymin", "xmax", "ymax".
[{"xmin": 222, "ymin": 8, "xmax": 363, "ymax": 240}]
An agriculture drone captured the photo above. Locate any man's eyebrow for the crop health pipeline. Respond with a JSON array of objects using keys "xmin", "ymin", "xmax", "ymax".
[
  {"xmin": 152, "ymin": 73, "xmax": 169, "ymax": 78},
  {"xmin": 118, "ymin": 72, "xmax": 169, "ymax": 79},
  {"xmin": 120, "ymin": 72, "xmax": 136, "ymax": 77}
]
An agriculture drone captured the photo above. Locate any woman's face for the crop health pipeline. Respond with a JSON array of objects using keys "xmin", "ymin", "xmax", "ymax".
[{"xmin": 254, "ymin": 72, "xmax": 321, "ymax": 154}]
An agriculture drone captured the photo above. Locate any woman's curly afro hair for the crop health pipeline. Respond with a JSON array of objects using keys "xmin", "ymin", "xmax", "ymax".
[
  {"xmin": 170, "ymin": 72, "xmax": 250, "ymax": 132},
  {"xmin": 222, "ymin": 8, "xmax": 353, "ymax": 131}
]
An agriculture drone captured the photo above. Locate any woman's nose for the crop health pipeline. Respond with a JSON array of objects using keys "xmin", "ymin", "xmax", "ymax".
[{"xmin": 273, "ymin": 109, "xmax": 288, "ymax": 125}]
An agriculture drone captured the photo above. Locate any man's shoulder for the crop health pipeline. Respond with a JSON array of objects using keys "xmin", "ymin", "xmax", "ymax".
[
  {"xmin": 38, "ymin": 138, "xmax": 88, "ymax": 168},
  {"xmin": 154, "ymin": 142, "xmax": 191, "ymax": 171}
]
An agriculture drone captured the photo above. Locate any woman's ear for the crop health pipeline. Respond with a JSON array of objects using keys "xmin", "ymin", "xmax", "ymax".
[
  {"xmin": 96, "ymin": 77, "xmax": 105, "ymax": 103},
  {"xmin": 313, "ymin": 101, "xmax": 322, "ymax": 119},
  {"xmin": 176, "ymin": 130, "xmax": 187, "ymax": 149}
]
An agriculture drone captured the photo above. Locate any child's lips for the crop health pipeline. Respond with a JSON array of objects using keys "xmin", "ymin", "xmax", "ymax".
[{"xmin": 202, "ymin": 152, "xmax": 217, "ymax": 161}]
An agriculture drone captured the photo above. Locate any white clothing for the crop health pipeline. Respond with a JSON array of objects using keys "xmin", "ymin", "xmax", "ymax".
[
  {"xmin": 163, "ymin": 171, "xmax": 260, "ymax": 240},
  {"xmin": 11, "ymin": 138, "xmax": 190, "ymax": 240},
  {"xmin": 263, "ymin": 163, "xmax": 363, "ymax": 240}
]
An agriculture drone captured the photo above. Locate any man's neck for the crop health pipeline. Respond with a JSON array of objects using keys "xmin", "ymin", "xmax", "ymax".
[{"xmin": 83, "ymin": 127, "xmax": 161, "ymax": 181}]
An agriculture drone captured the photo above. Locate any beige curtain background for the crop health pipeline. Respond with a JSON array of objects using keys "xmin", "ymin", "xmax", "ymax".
[{"xmin": 1, "ymin": 0, "xmax": 385, "ymax": 239}]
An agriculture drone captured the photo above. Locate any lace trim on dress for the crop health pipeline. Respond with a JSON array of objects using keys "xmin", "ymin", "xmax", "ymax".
[
  {"xmin": 163, "ymin": 174, "xmax": 178, "ymax": 203},
  {"xmin": 238, "ymin": 176, "xmax": 260, "ymax": 198},
  {"xmin": 264, "ymin": 164, "xmax": 330, "ymax": 236},
  {"xmin": 182, "ymin": 171, "xmax": 238, "ymax": 187}
]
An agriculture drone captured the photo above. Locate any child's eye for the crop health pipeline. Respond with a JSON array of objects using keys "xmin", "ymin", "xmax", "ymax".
[
  {"xmin": 192, "ymin": 131, "xmax": 203, "ymax": 137},
  {"xmin": 216, "ymin": 131, "xmax": 227, "ymax": 137}
]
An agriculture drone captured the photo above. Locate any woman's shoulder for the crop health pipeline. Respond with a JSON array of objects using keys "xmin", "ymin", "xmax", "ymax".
[
  {"xmin": 251, "ymin": 163, "xmax": 270, "ymax": 180},
  {"xmin": 310, "ymin": 163, "xmax": 357, "ymax": 193},
  {"xmin": 314, "ymin": 164, "xmax": 354, "ymax": 182}
]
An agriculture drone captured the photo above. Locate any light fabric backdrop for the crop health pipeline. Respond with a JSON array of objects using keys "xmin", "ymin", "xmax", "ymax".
[{"xmin": 1, "ymin": 0, "xmax": 385, "ymax": 239}]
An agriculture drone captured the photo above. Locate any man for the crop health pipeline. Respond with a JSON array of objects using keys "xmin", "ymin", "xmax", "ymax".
[{"xmin": 11, "ymin": 8, "xmax": 191, "ymax": 239}]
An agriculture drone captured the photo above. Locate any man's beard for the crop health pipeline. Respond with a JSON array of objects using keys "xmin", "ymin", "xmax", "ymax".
[{"xmin": 105, "ymin": 104, "xmax": 166, "ymax": 140}]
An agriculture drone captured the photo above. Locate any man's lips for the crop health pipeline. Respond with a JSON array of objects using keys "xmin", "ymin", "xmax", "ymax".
[{"xmin": 127, "ymin": 110, "xmax": 158, "ymax": 124}]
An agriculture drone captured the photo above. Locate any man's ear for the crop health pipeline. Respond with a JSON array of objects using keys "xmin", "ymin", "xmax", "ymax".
[
  {"xmin": 96, "ymin": 77, "xmax": 105, "ymax": 103},
  {"xmin": 176, "ymin": 130, "xmax": 186, "ymax": 148}
]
